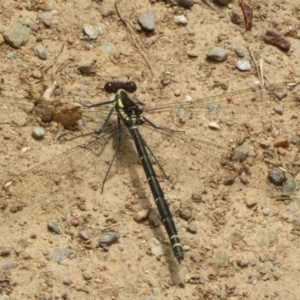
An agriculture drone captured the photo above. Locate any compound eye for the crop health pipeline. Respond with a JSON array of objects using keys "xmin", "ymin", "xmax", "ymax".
[
  {"xmin": 104, "ymin": 82, "xmax": 116, "ymax": 93},
  {"xmin": 126, "ymin": 81, "xmax": 137, "ymax": 93}
]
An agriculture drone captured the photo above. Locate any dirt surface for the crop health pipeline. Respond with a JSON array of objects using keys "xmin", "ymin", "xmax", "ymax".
[{"xmin": 1, "ymin": 0, "xmax": 300, "ymax": 299}]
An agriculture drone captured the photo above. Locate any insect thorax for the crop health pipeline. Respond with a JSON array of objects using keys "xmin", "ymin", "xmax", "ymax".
[{"xmin": 116, "ymin": 90, "xmax": 144, "ymax": 126}]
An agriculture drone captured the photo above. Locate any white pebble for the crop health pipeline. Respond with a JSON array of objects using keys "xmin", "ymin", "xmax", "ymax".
[
  {"xmin": 174, "ymin": 89, "xmax": 181, "ymax": 96},
  {"xmin": 20, "ymin": 147, "xmax": 29, "ymax": 155},
  {"xmin": 184, "ymin": 95, "xmax": 192, "ymax": 102},
  {"xmin": 236, "ymin": 60, "xmax": 251, "ymax": 71},
  {"xmin": 174, "ymin": 15, "xmax": 187, "ymax": 25},
  {"xmin": 32, "ymin": 127, "xmax": 45, "ymax": 140},
  {"xmin": 208, "ymin": 122, "xmax": 220, "ymax": 130},
  {"xmin": 134, "ymin": 209, "xmax": 149, "ymax": 221},
  {"xmin": 83, "ymin": 24, "xmax": 98, "ymax": 39}
]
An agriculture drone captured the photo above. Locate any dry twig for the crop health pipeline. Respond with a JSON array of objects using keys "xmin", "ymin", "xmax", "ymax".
[{"xmin": 115, "ymin": 0, "xmax": 155, "ymax": 77}]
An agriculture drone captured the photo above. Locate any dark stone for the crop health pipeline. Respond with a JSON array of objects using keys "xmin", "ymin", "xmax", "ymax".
[
  {"xmin": 268, "ymin": 169, "xmax": 286, "ymax": 186},
  {"xmin": 223, "ymin": 175, "xmax": 236, "ymax": 185}
]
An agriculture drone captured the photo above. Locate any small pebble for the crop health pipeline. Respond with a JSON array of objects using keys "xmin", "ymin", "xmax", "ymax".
[
  {"xmin": 33, "ymin": 43, "xmax": 47, "ymax": 60},
  {"xmin": 262, "ymin": 207, "xmax": 271, "ymax": 216},
  {"xmin": 250, "ymin": 84, "xmax": 259, "ymax": 92},
  {"xmin": 53, "ymin": 248, "xmax": 73, "ymax": 263},
  {"xmin": 78, "ymin": 63, "xmax": 96, "ymax": 75},
  {"xmin": 268, "ymin": 169, "xmax": 286, "ymax": 186},
  {"xmin": 174, "ymin": 89, "xmax": 181, "ymax": 96},
  {"xmin": 143, "ymin": 297, "xmax": 154, "ymax": 300},
  {"xmin": 233, "ymin": 46, "xmax": 245, "ymax": 58},
  {"xmin": 6, "ymin": 52, "xmax": 18, "ymax": 59},
  {"xmin": 148, "ymin": 211, "xmax": 161, "ymax": 227},
  {"xmin": 208, "ymin": 122, "xmax": 220, "ymax": 130},
  {"xmin": 47, "ymin": 219, "xmax": 61, "ymax": 234},
  {"xmin": 175, "ymin": 0, "xmax": 193, "ymax": 7},
  {"xmin": 138, "ymin": 10, "xmax": 156, "ymax": 31},
  {"xmin": 0, "ymin": 248, "xmax": 11, "ymax": 257},
  {"xmin": 213, "ymin": 79, "xmax": 228, "ymax": 90},
  {"xmin": 282, "ymin": 179, "xmax": 298, "ymax": 196},
  {"xmin": 32, "ymin": 127, "xmax": 45, "ymax": 140},
  {"xmin": 240, "ymin": 172, "xmax": 249, "ymax": 184},
  {"xmin": 32, "ymin": 69, "xmax": 43, "ymax": 79},
  {"xmin": 62, "ymin": 278, "xmax": 73, "ymax": 286},
  {"xmin": 230, "ymin": 9, "xmax": 243, "ymax": 24},
  {"xmin": 258, "ymin": 138, "xmax": 271, "ymax": 149},
  {"xmin": 230, "ymin": 149, "xmax": 248, "ymax": 162},
  {"xmin": 99, "ymin": 44, "xmax": 115, "ymax": 54},
  {"xmin": 274, "ymin": 89, "xmax": 287, "ymax": 100},
  {"xmin": 245, "ymin": 196, "xmax": 257, "ymax": 208},
  {"xmin": 211, "ymin": 250, "xmax": 228, "ymax": 267},
  {"xmin": 106, "ymin": 211, "xmax": 120, "ymax": 223},
  {"xmin": 226, "ymin": 281, "xmax": 236, "ymax": 291},
  {"xmin": 0, "ymin": 294, "xmax": 11, "ymax": 300},
  {"xmin": 2, "ymin": 261, "xmax": 18, "ymax": 270},
  {"xmin": 36, "ymin": 33, "xmax": 42, "ymax": 42},
  {"xmin": 80, "ymin": 229, "xmax": 93, "ymax": 240},
  {"xmin": 22, "ymin": 251, "xmax": 33, "ymax": 260},
  {"xmin": 206, "ymin": 47, "xmax": 228, "ymax": 62},
  {"xmin": 236, "ymin": 60, "xmax": 251, "ymax": 71},
  {"xmin": 236, "ymin": 134, "xmax": 246, "ymax": 145},
  {"xmin": 78, "ymin": 286, "xmax": 90, "ymax": 294},
  {"xmin": 277, "ymin": 147, "xmax": 286, "ymax": 156},
  {"xmin": 77, "ymin": 203, "xmax": 87, "ymax": 211},
  {"xmin": 179, "ymin": 198, "xmax": 193, "ymax": 220},
  {"xmin": 217, "ymin": 0, "xmax": 231, "ymax": 4},
  {"xmin": 42, "ymin": 249, "xmax": 50, "ymax": 257},
  {"xmin": 274, "ymin": 135, "xmax": 289, "ymax": 148},
  {"xmin": 223, "ymin": 175, "xmax": 235, "ymax": 186},
  {"xmin": 134, "ymin": 209, "xmax": 149, "ymax": 222},
  {"xmin": 273, "ymin": 105, "xmax": 283, "ymax": 115},
  {"xmin": 82, "ymin": 271, "xmax": 93, "ymax": 281},
  {"xmin": 187, "ymin": 49, "xmax": 198, "ymax": 58},
  {"xmin": 174, "ymin": 15, "xmax": 188, "ymax": 25},
  {"xmin": 190, "ymin": 249, "xmax": 201, "ymax": 263},
  {"xmin": 99, "ymin": 231, "xmax": 120, "ymax": 247},
  {"xmin": 83, "ymin": 24, "xmax": 98, "ymax": 39},
  {"xmin": 291, "ymin": 135, "xmax": 300, "ymax": 145},
  {"xmin": 187, "ymin": 223, "xmax": 197, "ymax": 233},
  {"xmin": 29, "ymin": 233, "xmax": 37, "ymax": 240},
  {"xmin": 191, "ymin": 192, "xmax": 202, "ymax": 202},
  {"xmin": 70, "ymin": 218, "xmax": 80, "ymax": 227},
  {"xmin": 96, "ymin": 24, "xmax": 106, "ymax": 35},
  {"xmin": 206, "ymin": 104, "xmax": 220, "ymax": 113},
  {"xmin": 151, "ymin": 242, "xmax": 164, "ymax": 258},
  {"xmin": 44, "ymin": 293, "xmax": 53, "ymax": 300}
]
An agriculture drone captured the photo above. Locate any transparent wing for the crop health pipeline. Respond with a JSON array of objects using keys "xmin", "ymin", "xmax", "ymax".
[
  {"xmin": 139, "ymin": 121, "xmax": 298, "ymax": 199},
  {"xmin": 1, "ymin": 129, "xmax": 118, "ymax": 212},
  {"xmin": 144, "ymin": 82, "xmax": 300, "ymax": 125}
]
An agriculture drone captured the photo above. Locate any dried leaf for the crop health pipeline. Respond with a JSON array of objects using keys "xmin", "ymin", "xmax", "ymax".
[{"xmin": 240, "ymin": 2, "xmax": 253, "ymax": 30}]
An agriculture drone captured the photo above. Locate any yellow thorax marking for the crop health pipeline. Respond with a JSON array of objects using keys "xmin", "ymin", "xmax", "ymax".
[{"xmin": 116, "ymin": 89, "xmax": 137, "ymax": 123}]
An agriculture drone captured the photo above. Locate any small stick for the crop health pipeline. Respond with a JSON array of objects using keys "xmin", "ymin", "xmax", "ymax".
[
  {"xmin": 115, "ymin": 0, "xmax": 155, "ymax": 77},
  {"xmin": 101, "ymin": 216, "xmax": 131, "ymax": 231}
]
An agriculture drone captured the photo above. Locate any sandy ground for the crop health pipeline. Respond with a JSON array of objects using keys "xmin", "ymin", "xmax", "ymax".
[{"xmin": 0, "ymin": 0, "xmax": 300, "ymax": 299}]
